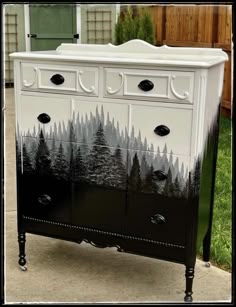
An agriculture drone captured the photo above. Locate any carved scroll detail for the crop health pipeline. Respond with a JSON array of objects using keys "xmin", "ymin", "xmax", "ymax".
[
  {"xmin": 78, "ymin": 70, "xmax": 95, "ymax": 93},
  {"xmin": 107, "ymin": 72, "xmax": 124, "ymax": 95},
  {"xmin": 23, "ymin": 67, "xmax": 38, "ymax": 87},
  {"xmin": 83, "ymin": 238, "xmax": 122, "ymax": 251},
  {"xmin": 170, "ymin": 75, "xmax": 189, "ymax": 100}
]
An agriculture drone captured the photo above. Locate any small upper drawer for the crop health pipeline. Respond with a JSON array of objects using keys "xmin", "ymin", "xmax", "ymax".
[
  {"xmin": 21, "ymin": 63, "xmax": 99, "ymax": 96},
  {"xmin": 104, "ymin": 68, "xmax": 194, "ymax": 104}
]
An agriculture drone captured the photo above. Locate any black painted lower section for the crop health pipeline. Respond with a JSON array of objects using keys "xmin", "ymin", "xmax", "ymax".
[
  {"xmin": 197, "ymin": 105, "xmax": 221, "ymax": 257},
  {"xmin": 18, "ymin": 174, "xmax": 71, "ymax": 224},
  {"xmin": 72, "ymin": 182, "xmax": 126, "ymax": 233},
  {"xmin": 126, "ymin": 191, "xmax": 188, "ymax": 246}
]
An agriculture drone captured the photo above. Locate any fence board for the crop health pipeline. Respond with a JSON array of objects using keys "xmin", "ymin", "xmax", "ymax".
[{"xmin": 148, "ymin": 5, "xmax": 164, "ymax": 45}]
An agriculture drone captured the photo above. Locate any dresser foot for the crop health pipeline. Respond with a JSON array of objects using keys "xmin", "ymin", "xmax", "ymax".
[
  {"xmin": 117, "ymin": 247, "xmax": 124, "ymax": 252},
  {"xmin": 184, "ymin": 294, "xmax": 193, "ymax": 303},
  {"xmin": 202, "ymin": 229, "xmax": 211, "ymax": 263},
  {"xmin": 19, "ymin": 265, "xmax": 27, "ymax": 271},
  {"xmin": 184, "ymin": 266, "xmax": 194, "ymax": 302},
  {"xmin": 18, "ymin": 232, "xmax": 27, "ymax": 268}
]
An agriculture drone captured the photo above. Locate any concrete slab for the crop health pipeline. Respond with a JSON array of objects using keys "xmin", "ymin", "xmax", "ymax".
[
  {"xmin": 4, "ymin": 212, "xmax": 232, "ymax": 304},
  {"xmin": 3, "ymin": 88, "xmax": 232, "ymax": 303}
]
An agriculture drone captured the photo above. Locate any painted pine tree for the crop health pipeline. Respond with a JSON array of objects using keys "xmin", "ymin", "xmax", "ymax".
[
  {"xmin": 172, "ymin": 175, "xmax": 182, "ymax": 198},
  {"xmin": 127, "ymin": 151, "xmax": 132, "ymax": 175},
  {"xmin": 160, "ymin": 144, "xmax": 169, "ymax": 171},
  {"xmin": 111, "ymin": 145, "xmax": 127, "ymax": 189},
  {"xmin": 58, "ymin": 122, "xmax": 63, "ymax": 141},
  {"xmin": 29, "ymin": 139, "xmax": 37, "ymax": 168},
  {"xmin": 128, "ymin": 153, "xmax": 142, "ymax": 191},
  {"xmin": 67, "ymin": 121, "xmax": 77, "ymax": 181},
  {"xmin": 74, "ymin": 147, "xmax": 87, "ymax": 183},
  {"xmin": 88, "ymin": 123, "xmax": 113, "ymax": 186},
  {"xmin": 35, "ymin": 130, "xmax": 52, "ymax": 176},
  {"xmin": 22, "ymin": 143, "xmax": 33, "ymax": 174},
  {"xmin": 53, "ymin": 143, "xmax": 69, "ymax": 181},
  {"xmin": 50, "ymin": 138, "xmax": 57, "ymax": 166},
  {"xmin": 80, "ymin": 135, "xmax": 89, "ymax": 162},
  {"xmin": 192, "ymin": 157, "xmax": 201, "ymax": 197},
  {"xmin": 143, "ymin": 164, "xmax": 159, "ymax": 193},
  {"xmin": 162, "ymin": 168, "xmax": 172, "ymax": 196},
  {"xmin": 140, "ymin": 154, "xmax": 149, "ymax": 179}
]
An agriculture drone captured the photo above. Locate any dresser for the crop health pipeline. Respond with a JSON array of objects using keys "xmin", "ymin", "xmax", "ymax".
[{"xmin": 10, "ymin": 40, "xmax": 228, "ymax": 302}]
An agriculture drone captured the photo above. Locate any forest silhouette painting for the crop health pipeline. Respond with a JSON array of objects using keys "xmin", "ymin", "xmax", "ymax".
[{"xmin": 17, "ymin": 103, "xmax": 201, "ymax": 199}]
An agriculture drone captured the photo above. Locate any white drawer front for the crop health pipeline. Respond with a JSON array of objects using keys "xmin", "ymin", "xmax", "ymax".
[
  {"xmin": 104, "ymin": 68, "xmax": 194, "ymax": 104},
  {"xmin": 18, "ymin": 94, "xmax": 72, "ymax": 142},
  {"xmin": 130, "ymin": 105, "xmax": 192, "ymax": 156},
  {"xmin": 21, "ymin": 63, "xmax": 99, "ymax": 96}
]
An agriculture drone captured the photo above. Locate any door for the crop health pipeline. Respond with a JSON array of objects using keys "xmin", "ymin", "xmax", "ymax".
[{"xmin": 29, "ymin": 4, "xmax": 77, "ymax": 51}]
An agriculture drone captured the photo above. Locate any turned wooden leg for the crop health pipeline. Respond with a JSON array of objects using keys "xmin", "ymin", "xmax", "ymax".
[
  {"xmin": 184, "ymin": 266, "xmax": 194, "ymax": 302},
  {"xmin": 18, "ymin": 232, "xmax": 27, "ymax": 270},
  {"xmin": 203, "ymin": 229, "xmax": 211, "ymax": 267}
]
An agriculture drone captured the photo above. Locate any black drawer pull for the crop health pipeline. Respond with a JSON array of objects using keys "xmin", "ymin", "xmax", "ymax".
[
  {"xmin": 50, "ymin": 74, "xmax": 64, "ymax": 85},
  {"xmin": 151, "ymin": 214, "xmax": 167, "ymax": 225},
  {"xmin": 37, "ymin": 194, "xmax": 52, "ymax": 206},
  {"xmin": 153, "ymin": 170, "xmax": 168, "ymax": 181},
  {"xmin": 138, "ymin": 79, "xmax": 154, "ymax": 91},
  {"xmin": 37, "ymin": 113, "xmax": 51, "ymax": 124},
  {"xmin": 154, "ymin": 125, "xmax": 170, "ymax": 136}
]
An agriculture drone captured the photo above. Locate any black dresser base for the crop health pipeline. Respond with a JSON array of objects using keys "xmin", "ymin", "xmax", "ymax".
[{"xmin": 18, "ymin": 217, "xmax": 197, "ymax": 302}]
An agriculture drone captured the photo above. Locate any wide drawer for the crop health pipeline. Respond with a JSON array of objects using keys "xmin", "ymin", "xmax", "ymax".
[
  {"xmin": 21, "ymin": 62, "xmax": 99, "ymax": 96},
  {"xmin": 126, "ymin": 191, "xmax": 188, "ymax": 246},
  {"xmin": 129, "ymin": 104, "xmax": 192, "ymax": 156},
  {"xmin": 104, "ymin": 67, "xmax": 194, "ymax": 104},
  {"xmin": 127, "ymin": 149, "xmax": 190, "ymax": 196}
]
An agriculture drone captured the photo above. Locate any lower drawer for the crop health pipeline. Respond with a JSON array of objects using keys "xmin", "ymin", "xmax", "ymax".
[
  {"xmin": 18, "ymin": 174, "xmax": 71, "ymax": 224},
  {"xmin": 126, "ymin": 191, "xmax": 188, "ymax": 246}
]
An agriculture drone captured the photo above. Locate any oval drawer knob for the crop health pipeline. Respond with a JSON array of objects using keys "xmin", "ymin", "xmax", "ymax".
[
  {"xmin": 154, "ymin": 125, "xmax": 170, "ymax": 136},
  {"xmin": 50, "ymin": 74, "xmax": 64, "ymax": 85},
  {"xmin": 150, "ymin": 214, "xmax": 167, "ymax": 225},
  {"xmin": 37, "ymin": 113, "xmax": 51, "ymax": 124},
  {"xmin": 37, "ymin": 194, "xmax": 52, "ymax": 206},
  {"xmin": 153, "ymin": 170, "xmax": 168, "ymax": 181},
  {"xmin": 138, "ymin": 79, "xmax": 154, "ymax": 91}
]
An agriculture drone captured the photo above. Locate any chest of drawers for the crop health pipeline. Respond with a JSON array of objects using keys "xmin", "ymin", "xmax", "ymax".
[{"xmin": 10, "ymin": 40, "xmax": 228, "ymax": 302}]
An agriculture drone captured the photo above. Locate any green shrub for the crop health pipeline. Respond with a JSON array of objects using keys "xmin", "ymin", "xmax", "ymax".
[
  {"xmin": 115, "ymin": 15, "xmax": 123, "ymax": 45},
  {"xmin": 115, "ymin": 6, "xmax": 155, "ymax": 45}
]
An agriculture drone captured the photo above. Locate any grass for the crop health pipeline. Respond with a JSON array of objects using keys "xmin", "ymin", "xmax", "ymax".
[{"xmin": 198, "ymin": 115, "xmax": 232, "ymax": 272}]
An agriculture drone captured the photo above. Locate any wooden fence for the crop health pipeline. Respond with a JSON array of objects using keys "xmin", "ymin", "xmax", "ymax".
[{"xmin": 147, "ymin": 4, "xmax": 232, "ymax": 117}]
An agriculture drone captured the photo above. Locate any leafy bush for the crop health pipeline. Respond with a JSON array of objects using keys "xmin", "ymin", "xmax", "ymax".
[{"xmin": 115, "ymin": 6, "xmax": 155, "ymax": 45}]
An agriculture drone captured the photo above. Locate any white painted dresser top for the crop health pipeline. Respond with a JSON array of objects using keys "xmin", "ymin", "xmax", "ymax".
[{"xmin": 10, "ymin": 39, "xmax": 228, "ymax": 68}]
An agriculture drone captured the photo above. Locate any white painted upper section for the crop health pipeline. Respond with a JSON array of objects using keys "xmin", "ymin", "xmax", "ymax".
[{"xmin": 10, "ymin": 39, "xmax": 228, "ymax": 68}]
